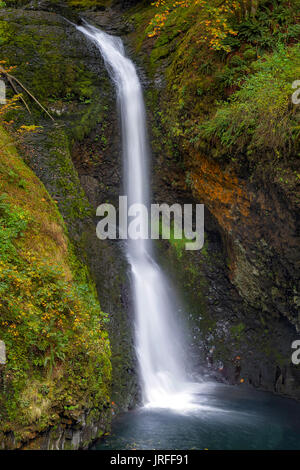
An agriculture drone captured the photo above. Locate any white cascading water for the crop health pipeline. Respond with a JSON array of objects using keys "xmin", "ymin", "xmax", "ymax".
[{"xmin": 77, "ymin": 23, "xmax": 198, "ymax": 409}]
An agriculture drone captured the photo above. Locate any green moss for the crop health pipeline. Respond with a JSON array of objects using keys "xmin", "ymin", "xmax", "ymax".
[
  {"xmin": 199, "ymin": 43, "xmax": 300, "ymax": 166},
  {"xmin": 5, "ymin": 0, "xmax": 112, "ymax": 8},
  {"xmin": 128, "ymin": 0, "xmax": 300, "ymax": 181},
  {"xmin": 67, "ymin": 0, "xmax": 112, "ymax": 8},
  {"xmin": 231, "ymin": 322, "xmax": 246, "ymax": 339},
  {"xmin": 43, "ymin": 127, "xmax": 93, "ymax": 222},
  {"xmin": 160, "ymin": 220, "xmax": 190, "ymax": 260},
  {"xmin": 0, "ymin": 128, "xmax": 111, "ymax": 443},
  {"xmin": 0, "ymin": 12, "xmax": 102, "ymax": 123},
  {"xmin": 0, "ymin": 20, "xmax": 13, "ymax": 45}
]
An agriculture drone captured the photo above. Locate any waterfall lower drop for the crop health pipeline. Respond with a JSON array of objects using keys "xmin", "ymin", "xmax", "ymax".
[{"xmin": 77, "ymin": 23, "xmax": 199, "ymax": 410}]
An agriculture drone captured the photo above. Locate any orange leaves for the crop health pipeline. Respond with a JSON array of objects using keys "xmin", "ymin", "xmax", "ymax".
[
  {"xmin": 148, "ymin": 0, "xmax": 191, "ymax": 37},
  {"xmin": 147, "ymin": 0, "xmax": 240, "ymax": 52},
  {"xmin": 197, "ymin": 0, "xmax": 239, "ymax": 52},
  {"xmin": 189, "ymin": 153, "xmax": 250, "ymax": 232},
  {"xmin": 0, "ymin": 60, "xmax": 16, "ymax": 75}
]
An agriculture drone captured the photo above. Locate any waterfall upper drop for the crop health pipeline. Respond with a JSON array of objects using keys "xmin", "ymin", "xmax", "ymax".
[{"xmin": 77, "ymin": 23, "xmax": 196, "ymax": 409}]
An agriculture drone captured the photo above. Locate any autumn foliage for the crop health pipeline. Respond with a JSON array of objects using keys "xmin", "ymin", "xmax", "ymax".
[
  {"xmin": 0, "ymin": 61, "xmax": 43, "ymax": 146},
  {"xmin": 148, "ymin": 0, "xmax": 241, "ymax": 51}
]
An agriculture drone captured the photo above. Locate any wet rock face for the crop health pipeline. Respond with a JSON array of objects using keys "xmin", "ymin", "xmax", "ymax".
[
  {"xmin": 188, "ymin": 154, "xmax": 299, "ymax": 332},
  {"xmin": 157, "ymin": 160, "xmax": 300, "ymax": 398},
  {"xmin": 153, "ymin": 175, "xmax": 300, "ymax": 400},
  {"xmin": 2, "ymin": 407, "xmax": 111, "ymax": 450},
  {"xmin": 183, "ymin": 156, "xmax": 300, "ymax": 398},
  {"xmin": 125, "ymin": 30, "xmax": 300, "ymax": 400},
  {"xmin": 112, "ymin": 0, "xmax": 145, "ymax": 9}
]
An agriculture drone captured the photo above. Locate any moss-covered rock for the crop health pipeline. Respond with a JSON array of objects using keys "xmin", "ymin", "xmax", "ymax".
[{"xmin": 0, "ymin": 127, "xmax": 111, "ymax": 449}]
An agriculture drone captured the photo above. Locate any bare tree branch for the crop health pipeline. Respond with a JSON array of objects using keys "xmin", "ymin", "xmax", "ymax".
[{"xmin": 0, "ymin": 66, "xmax": 55, "ymax": 121}]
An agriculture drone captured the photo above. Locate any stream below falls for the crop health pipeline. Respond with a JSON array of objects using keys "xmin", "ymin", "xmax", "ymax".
[{"xmin": 93, "ymin": 383, "xmax": 300, "ymax": 450}]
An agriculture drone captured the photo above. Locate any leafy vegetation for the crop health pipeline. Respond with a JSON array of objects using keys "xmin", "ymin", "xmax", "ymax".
[
  {"xmin": 129, "ymin": 0, "xmax": 299, "ymax": 178},
  {"xmin": 0, "ymin": 128, "xmax": 111, "ymax": 442},
  {"xmin": 148, "ymin": 0, "xmax": 240, "ymax": 51},
  {"xmin": 199, "ymin": 43, "xmax": 300, "ymax": 164}
]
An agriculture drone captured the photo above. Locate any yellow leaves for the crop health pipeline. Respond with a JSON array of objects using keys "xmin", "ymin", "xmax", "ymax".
[
  {"xmin": 148, "ymin": 0, "xmax": 190, "ymax": 37},
  {"xmin": 7, "ymin": 323, "xmax": 20, "ymax": 337},
  {"xmin": 17, "ymin": 124, "xmax": 42, "ymax": 134},
  {"xmin": 147, "ymin": 0, "xmax": 239, "ymax": 51},
  {"xmin": 0, "ymin": 94, "xmax": 21, "ymax": 118}
]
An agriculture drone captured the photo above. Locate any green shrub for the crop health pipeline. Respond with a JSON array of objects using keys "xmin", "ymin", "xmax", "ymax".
[
  {"xmin": 229, "ymin": 55, "xmax": 245, "ymax": 67},
  {"xmin": 0, "ymin": 132, "xmax": 111, "ymax": 437},
  {"xmin": 198, "ymin": 43, "xmax": 300, "ymax": 163},
  {"xmin": 243, "ymin": 47, "xmax": 257, "ymax": 61}
]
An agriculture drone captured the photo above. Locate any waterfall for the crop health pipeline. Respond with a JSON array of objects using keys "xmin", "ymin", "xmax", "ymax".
[{"xmin": 77, "ymin": 23, "xmax": 197, "ymax": 409}]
